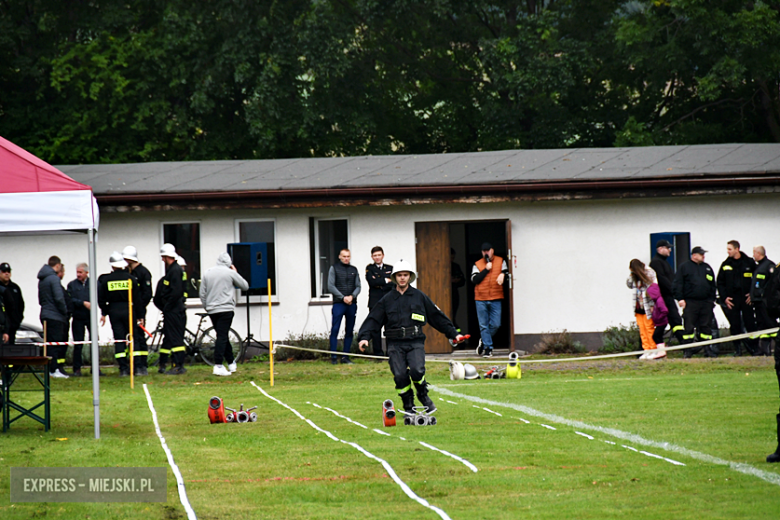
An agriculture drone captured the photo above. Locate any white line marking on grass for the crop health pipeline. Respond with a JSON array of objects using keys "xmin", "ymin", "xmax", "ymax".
[
  {"xmin": 320, "ymin": 405, "xmax": 369, "ymax": 429},
  {"xmin": 142, "ymin": 384, "xmax": 197, "ymax": 520},
  {"xmin": 540, "ymin": 424, "xmax": 557, "ymax": 430},
  {"xmin": 433, "ymin": 385, "xmax": 780, "ymax": 487},
  {"xmin": 575, "ymin": 431, "xmax": 594, "ymax": 440},
  {"xmin": 604, "ymin": 441, "xmax": 616, "ymax": 445},
  {"xmin": 308, "ymin": 402, "xmax": 479, "ymax": 472},
  {"xmin": 419, "ymin": 442, "xmax": 478, "ymax": 473},
  {"xmin": 482, "ymin": 408, "xmax": 502, "ymax": 416},
  {"xmin": 622, "ymin": 445, "xmax": 638, "ymax": 452},
  {"xmin": 251, "ymin": 382, "xmax": 452, "ymax": 520},
  {"xmin": 446, "ymin": 400, "xmax": 458, "ymax": 405},
  {"xmin": 517, "ymin": 418, "xmax": 531, "ymax": 424}
]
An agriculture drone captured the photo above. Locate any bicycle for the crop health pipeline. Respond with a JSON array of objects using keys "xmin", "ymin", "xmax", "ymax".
[{"xmin": 143, "ymin": 313, "xmax": 244, "ymax": 367}]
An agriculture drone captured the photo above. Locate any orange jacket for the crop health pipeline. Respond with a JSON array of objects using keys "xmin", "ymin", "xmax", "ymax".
[{"xmin": 474, "ymin": 255, "xmax": 505, "ymax": 301}]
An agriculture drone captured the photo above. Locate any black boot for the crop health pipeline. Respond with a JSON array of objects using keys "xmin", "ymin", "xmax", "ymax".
[
  {"xmin": 413, "ymin": 380, "xmax": 436, "ymax": 413},
  {"xmin": 400, "ymin": 390, "xmax": 415, "ymax": 416},
  {"xmin": 767, "ymin": 414, "xmax": 780, "ymax": 463}
]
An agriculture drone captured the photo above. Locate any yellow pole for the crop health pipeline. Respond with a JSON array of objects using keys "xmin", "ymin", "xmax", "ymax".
[
  {"xmin": 268, "ymin": 278, "xmax": 273, "ymax": 387},
  {"xmin": 128, "ymin": 283, "xmax": 134, "ymax": 389}
]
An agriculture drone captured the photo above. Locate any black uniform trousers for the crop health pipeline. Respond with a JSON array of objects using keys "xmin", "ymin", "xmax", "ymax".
[
  {"xmin": 722, "ymin": 297, "xmax": 758, "ymax": 355},
  {"xmin": 132, "ymin": 321, "xmax": 148, "ymax": 370},
  {"xmin": 160, "ymin": 308, "xmax": 187, "ymax": 367},
  {"xmin": 755, "ymin": 301, "xmax": 779, "ymax": 356},
  {"xmin": 209, "ymin": 311, "xmax": 235, "ymax": 365},
  {"xmin": 387, "ymin": 339, "xmax": 426, "ymax": 393},
  {"xmin": 681, "ymin": 299, "xmax": 718, "ymax": 357},
  {"xmin": 71, "ymin": 318, "xmax": 91, "ymax": 371},
  {"xmin": 6, "ymin": 325, "xmax": 18, "ymax": 345},
  {"xmin": 662, "ymin": 295, "xmax": 684, "ymax": 342},
  {"xmin": 108, "ymin": 310, "xmax": 131, "ymax": 372},
  {"xmin": 43, "ymin": 319, "xmax": 68, "ymax": 373},
  {"xmin": 367, "ymin": 305, "xmax": 384, "ymax": 356}
]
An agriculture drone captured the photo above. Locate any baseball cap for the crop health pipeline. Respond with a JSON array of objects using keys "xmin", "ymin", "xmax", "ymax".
[
  {"xmin": 0, "ymin": 262, "xmax": 10, "ymax": 272},
  {"xmin": 481, "ymin": 242, "xmax": 493, "ymax": 251},
  {"xmin": 655, "ymin": 239, "xmax": 673, "ymax": 249},
  {"xmin": 691, "ymin": 246, "xmax": 707, "ymax": 255}
]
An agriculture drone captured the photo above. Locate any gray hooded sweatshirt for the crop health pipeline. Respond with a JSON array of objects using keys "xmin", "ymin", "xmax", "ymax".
[{"xmin": 199, "ymin": 253, "xmax": 249, "ymax": 314}]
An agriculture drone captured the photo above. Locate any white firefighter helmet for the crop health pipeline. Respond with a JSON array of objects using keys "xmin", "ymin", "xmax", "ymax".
[
  {"xmin": 391, "ymin": 259, "xmax": 417, "ymax": 284},
  {"xmin": 449, "ymin": 361, "xmax": 465, "ymax": 380},
  {"xmin": 176, "ymin": 255, "xmax": 187, "ymax": 267},
  {"xmin": 160, "ymin": 243, "xmax": 177, "ymax": 258},
  {"xmin": 109, "ymin": 251, "xmax": 128, "ymax": 269},
  {"xmin": 122, "ymin": 245, "xmax": 139, "ymax": 262},
  {"xmin": 463, "ymin": 363, "xmax": 480, "ymax": 380}
]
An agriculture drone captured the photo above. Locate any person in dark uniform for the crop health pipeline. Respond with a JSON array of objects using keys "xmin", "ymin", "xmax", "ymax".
[
  {"xmin": 98, "ymin": 252, "xmax": 140, "ymax": 376},
  {"xmin": 649, "ymin": 240, "xmax": 684, "ymax": 344},
  {"xmin": 365, "ymin": 246, "xmax": 393, "ymax": 357},
  {"xmin": 123, "ymin": 246, "xmax": 153, "ymax": 376},
  {"xmin": 0, "ymin": 262, "xmax": 24, "ymax": 345},
  {"xmin": 673, "ymin": 246, "xmax": 718, "ymax": 358},
  {"xmin": 0, "ymin": 290, "xmax": 8, "ymax": 344},
  {"xmin": 154, "ymin": 243, "xmax": 188, "ymax": 375},
  {"xmin": 67, "ymin": 263, "xmax": 92, "ymax": 376},
  {"xmin": 38, "ymin": 256, "xmax": 69, "ymax": 378},
  {"xmin": 751, "ymin": 246, "xmax": 778, "ymax": 356},
  {"xmin": 716, "ymin": 240, "xmax": 757, "ymax": 356},
  {"xmin": 358, "ymin": 260, "xmax": 465, "ymax": 415},
  {"xmin": 765, "ymin": 259, "xmax": 780, "ymax": 463},
  {"xmin": 328, "ymin": 248, "xmax": 361, "ymax": 365},
  {"xmin": 450, "ymin": 248, "xmax": 465, "ymax": 330}
]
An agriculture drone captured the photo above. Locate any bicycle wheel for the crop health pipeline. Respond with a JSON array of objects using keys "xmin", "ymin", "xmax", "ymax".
[{"xmin": 196, "ymin": 327, "xmax": 243, "ymax": 366}]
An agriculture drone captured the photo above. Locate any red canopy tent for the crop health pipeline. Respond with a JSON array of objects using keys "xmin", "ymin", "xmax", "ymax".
[{"xmin": 0, "ymin": 136, "xmax": 103, "ymax": 438}]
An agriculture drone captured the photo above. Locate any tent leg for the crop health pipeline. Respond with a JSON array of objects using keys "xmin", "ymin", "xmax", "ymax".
[{"xmin": 89, "ymin": 229, "xmax": 100, "ymax": 440}]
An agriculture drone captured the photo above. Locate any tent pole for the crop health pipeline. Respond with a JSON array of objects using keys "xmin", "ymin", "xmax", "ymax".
[{"xmin": 88, "ymin": 228, "xmax": 101, "ymax": 439}]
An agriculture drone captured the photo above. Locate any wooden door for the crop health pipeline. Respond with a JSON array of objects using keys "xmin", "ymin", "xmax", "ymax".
[
  {"xmin": 505, "ymin": 219, "xmax": 515, "ymax": 351},
  {"xmin": 414, "ymin": 222, "xmax": 452, "ymax": 354}
]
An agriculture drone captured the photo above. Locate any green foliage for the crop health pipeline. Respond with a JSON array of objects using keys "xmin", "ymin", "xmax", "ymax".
[
  {"xmin": 600, "ymin": 322, "xmax": 642, "ymax": 353},
  {"xmin": 534, "ymin": 329, "xmax": 586, "ymax": 355}
]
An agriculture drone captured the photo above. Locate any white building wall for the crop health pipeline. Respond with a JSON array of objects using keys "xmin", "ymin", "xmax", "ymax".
[{"xmin": 2, "ymin": 192, "xmax": 778, "ymax": 345}]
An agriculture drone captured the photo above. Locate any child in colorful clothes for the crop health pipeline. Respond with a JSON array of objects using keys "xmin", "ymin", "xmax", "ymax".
[
  {"xmin": 646, "ymin": 283, "xmax": 669, "ymax": 359},
  {"xmin": 627, "ymin": 259, "xmax": 659, "ymax": 359}
]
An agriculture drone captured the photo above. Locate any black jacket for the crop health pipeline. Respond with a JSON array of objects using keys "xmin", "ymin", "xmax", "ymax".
[
  {"xmin": 37, "ymin": 264, "xmax": 68, "ymax": 323},
  {"xmin": 716, "ymin": 253, "xmax": 755, "ymax": 304},
  {"xmin": 0, "ymin": 280, "xmax": 24, "ymax": 328},
  {"xmin": 365, "ymin": 263, "xmax": 393, "ymax": 309},
  {"xmin": 97, "ymin": 270, "xmax": 141, "ymax": 317},
  {"xmin": 0, "ymin": 292, "xmax": 7, "ymax": 334},
  {"xmin": 67, "ymin": 277, "xmax": 91, "ymax": 321},
  {"xmin": 129, "ymin": 263, "xmax": 153, "ymax": 318},
  {"xmin": 357, "ymin": 286, "xmax": 458, "ymax": 343},
  {"xmin": 154, "ymin": 262, "xmax": 185, "ymax": 313},
  {"xmin": 649, "ymin": 253, "xmax": 675, "ymax": 299},
  {"xmin": 673, "ymin": 260, "xmax": 717, "ymax": 302},
  {"xmin": 750, "ymin": 257, "xmax": 776, "ymax": 302}
]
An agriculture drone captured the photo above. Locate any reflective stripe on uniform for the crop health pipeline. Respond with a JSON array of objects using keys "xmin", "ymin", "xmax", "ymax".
[
  {"xmin": 108, "ymin": 280, "xmax": 130, "ymax": 291},
  {"xmin": 132, "ymin": 350, "xmax": 148, "ymax": 356},
  {"xmin": 57, "ymin": 358, "xmax": 66, "ymax": 364},
  {"xmin": 115, "ymin": 352, "xmax": 127, "ymax": 358},
  {"xmin": 159, "ymin": 348, "xmax": 171, "ymax": 355},
  {"xmin": 672, "ymin": 325, "xmax": 684, "ymax": 332},
  {"xmin": 397, "ymin": 384, "xmax": 411, "ymax": 394},
  {"xmin": 699, "ymin": 334, "xmax": 713, "ymax": 340},
  {"xmin": 744, "ymin": 272, "xmax": 753, "ymax": 278},
  {"xmin": 722, "ymin": 266, "xmax": 733, "ymax": 271},
  {"xmin": 412, "ymin": 375, "xmax": 426, "ymax": 384},
  {"xmin": 682, "ymin": 334, "xmax": 696, "ymax": 340},
  {"xmin": 757, "ymin": 274, "xmax": 766, "ymax": 279},
  {"xmin": 171, "ymin": 346, "xmax": 186, "ymax": 353}
]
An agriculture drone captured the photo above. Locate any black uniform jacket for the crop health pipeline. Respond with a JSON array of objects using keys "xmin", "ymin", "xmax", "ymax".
[
  {"xmin": 717, "ymin": 253, "xmax": 755, "ymax": 304},
  {"xmin": 97, "ymin": 271, "xmax": 141, "ymax": 317},
  {"xmin": 673, "ymin": 260, "xmax": 716, "ymax": 302},
  {"xmin": 358, "ymin": 286, "xmax": 458, "ymax": 343},
  {"xmin": 67, "ymin": 278, "xmax": 90, "ymax": 321},
  {"xmin": 129, "ymin": 263, "xmax": 153, "ymax": 319},
  {"xmin": 0, "ymin": 280, "xmax": 24, "ymax": 328},
  {"xmin": 649, "ymin": 253, "xmax": 675, "ymax": 299},
  {"xmin": 750, "ymin": 257, "xmax": 776, "ymax": 302},
  {"xmin": 154, "ymin": 262, "xmax": 185, "ymax": 313},
  {"xmin": 365, "ymin": 263, "xmax": 393, "ymax": 309}
]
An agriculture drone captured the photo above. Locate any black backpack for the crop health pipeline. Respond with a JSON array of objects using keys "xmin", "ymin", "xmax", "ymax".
[{"xmin": 766, "ymin": 262, "xmax": 780, "ymax": 319}]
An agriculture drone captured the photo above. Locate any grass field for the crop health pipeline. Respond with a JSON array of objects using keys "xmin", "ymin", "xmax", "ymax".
[{"xmin": 1, "ymin": 355, "xmax": 779, "ymax": 519}]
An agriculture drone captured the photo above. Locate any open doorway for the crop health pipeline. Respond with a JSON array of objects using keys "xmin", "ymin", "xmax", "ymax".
[{"xmin": 415, "ymin": 220, "xmax": 513, "ymax": 354}]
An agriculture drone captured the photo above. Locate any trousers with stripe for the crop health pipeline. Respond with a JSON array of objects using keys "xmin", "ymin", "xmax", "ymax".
[
  {"xmin": 681, "ymin": 299, "xmax": 717, "ymax": 357},
  {"xmin": 108, "ymin": 310, "xmax": 131, "ymax": 371},
  {"xmin": 43, "ymin": 319, "xmax": 68, "ymax": 373},
  {"xmin": 160, "ymin": 308, "xmax": 187, "ymax": 368},
  {"xmin": 387, "ymin": 339, "xmax": 426, "ymax": 395},
  {"xmin": 662, "ymin": 295, "xmax": 685, "ymax": 342}
]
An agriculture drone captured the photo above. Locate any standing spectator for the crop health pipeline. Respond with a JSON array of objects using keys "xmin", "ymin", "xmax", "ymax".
[
  {"xmin": 67, "ymin": 263, "xmax": 91, "ymax": 376},
  {"xmin": 0, "ymin": 262, "xmax": 24, "ymax": 344},
  {"xmin": 764, "ymin": 260, "xmax": 780, "ymax": 463},
  {"xmin": 154, "ymin": 243, "xmax": 188, "ymax": 375},
  {"xmin": 98, "ymin": 253, "xmax": 141, "ymax": 376},
  {"xmin": 716, "ymin": 241, "xmax": 758, "ymax": 356},
  {"xmin": 751, "ymin": 246, "xmax": 778, "ymax": 356},
  {"xmin": 123, "ymin": 246, "xmax": 153, "ymax": 376},
  {"xmin": 471, "ymin": 242, "xmax": 508, "ymax": 357},
  {"xmin": 365, "ymin": 246, "xmax": 393, "ymax": 357},
  {"xmin": 626, "ymin": 259, "xmax": 659, "ymax": 358},
  {"xmin": 199, "ymin": 252, "xmax": 249, "ymax": 376},
  {"xmin": 450, "ymin": 249, "xmax": 466, "ymax": 330},
  {"xmin": 38, "ymin": 256, "xmax": 69, "ymax": 378},
  {"xmin": 0, "ymin": 290, "xmax": 8, "ymax": 344},
  {"xmin": 673, "ymin": 246, "xmax": 718, "ymax": 358},
  {"xmin": 327, "ymin": 249, "xmax": 361, "ymax": 365},
  {"xmin": 357, "ymin": 260, "xmax": 465, "ymax": 414},
  {"xmin": 649, "ymin": 240, "xmax": 684, "ymax": 344},
  {"xmin": 647, "ymin": 283, "xmax": 669, "ymax": 359}
]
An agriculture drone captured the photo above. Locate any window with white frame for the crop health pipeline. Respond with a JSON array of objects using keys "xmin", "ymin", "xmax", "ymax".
[
  {"xmin": 310, "ymin": 218, "xmax": 349, "ymax": 298},
  {"xmin": 162, "ymin": 222, "xmax": 201, "ymax": 297},
  {"xmin": 236, "ymin": 219, "xmax": 277, "ymax": 296}
]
